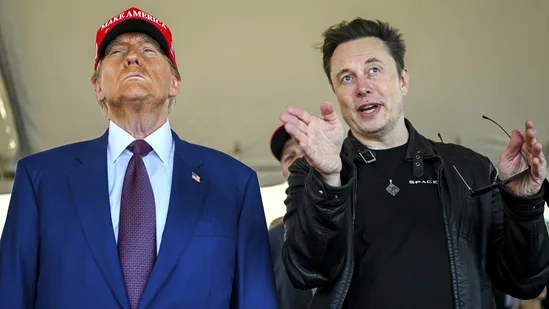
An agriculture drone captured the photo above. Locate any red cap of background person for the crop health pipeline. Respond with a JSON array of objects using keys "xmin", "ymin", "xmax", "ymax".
[
  {"xmin": 270, "ymin": 124, "xmax": 292, "ymax": 162},
  {"xmin": 93, "ymin": 7, "xmax": 177, "ymax": 70}
]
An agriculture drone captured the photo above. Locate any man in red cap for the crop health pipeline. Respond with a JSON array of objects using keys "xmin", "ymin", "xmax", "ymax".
[
  {"xmin": 267, "ymin": 124, "xmax": 313, "ymax": 309},
  {"xmin": 0, "ymin": 7, "xmax": 277, "ymax": 309},
  {"xmin": 270, "ymin": 124, "xmax": 303, "ymax": 180}
]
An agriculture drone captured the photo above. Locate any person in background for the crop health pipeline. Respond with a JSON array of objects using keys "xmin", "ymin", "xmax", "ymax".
[
  {"xmin": 0, "ymin": 7, "xmax": 277, "ymax": 309},
  {"xmin": 494, "ymin": 289, "xmax": 521, "ymax": 309},
  {"xmin": 280, "ymin": 17, "xmax": 549, "ymax": 309},
  {"xmin": 520, "ymin": 287, "xmax": 547, "ymax": 309},
  {"xmin": 269, "ymin": 216, "xmax": 284, "ymax": 230},
  {"xmin": 268, "ymin": 124, "xmax": 313, "ymax": 309},
  {"xmin": 543, "ymin": 284, "xmax": 549, "ymax": 309}
]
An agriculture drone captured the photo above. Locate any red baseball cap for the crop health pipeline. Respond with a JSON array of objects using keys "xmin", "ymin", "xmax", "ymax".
[
  {"xmin": 270, "ymin": 124, "xmax": 292, "ymax": 162},
  {"xmin": 93, "ymin": 7, "xmax": 177, "ymax": 70}
]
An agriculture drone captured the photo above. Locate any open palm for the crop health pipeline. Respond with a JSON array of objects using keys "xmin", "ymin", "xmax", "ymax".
[{"xmin": 280, "ymin": 101, "xmax": 344, "ymax": 176}]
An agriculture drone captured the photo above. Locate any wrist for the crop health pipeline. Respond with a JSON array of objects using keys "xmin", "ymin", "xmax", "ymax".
[
  {"xmin": 314, "ymin": 156, "xmax": 343, "ymax": 187},
  {"xmin": 505, "ymin": 182, "xmax": 542, "ymax": 198},
  {"xmin": 319, "ymin": 171, "xmax": 341, "ymax": 187}
]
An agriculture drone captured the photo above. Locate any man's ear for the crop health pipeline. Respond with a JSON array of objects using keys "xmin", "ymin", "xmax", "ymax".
[
  {"xmin": 400, "ymin": 68, "xmax": 409, "ymax": 96},
  {"xmin": 169, "ymin": 77, "xmax": 181, "ymax": 97},
  {"xmin": 92, "ymin": 75, "xmax": 105, "ymax": 102}
]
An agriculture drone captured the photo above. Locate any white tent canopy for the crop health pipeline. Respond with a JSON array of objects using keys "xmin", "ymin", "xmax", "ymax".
[
  {"xmin": 0, "ymin": 0, "xmax": 547, "ymax": 223},
  {"xmin": 0, "ymin": 0, "xmax": 548, "ymax": 188}
]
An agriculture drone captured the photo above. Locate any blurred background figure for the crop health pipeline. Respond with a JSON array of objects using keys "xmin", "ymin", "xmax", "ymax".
[
  {"xmin": 494, "ymin": 289, "xmax": 521, "ymax": 309},
  {"xmin": 519, "ymin": 287, "xmax": 547, "ymax": 309},
  {"xmin": 268, "ymin": 124, "xmax": 313, "ymax": 309},
  {"xmin": 269, "ymin": 216, "xmax": 284, "ymax": 230}
]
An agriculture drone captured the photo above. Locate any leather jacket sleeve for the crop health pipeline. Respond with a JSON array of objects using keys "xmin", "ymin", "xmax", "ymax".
[
  {"xmin": 281, "ymin": 156, "xmax": 356, "ymax": 290},
  {"xmin": 486, "ymin": 164, "xmax": 549, "ymax": 299}
]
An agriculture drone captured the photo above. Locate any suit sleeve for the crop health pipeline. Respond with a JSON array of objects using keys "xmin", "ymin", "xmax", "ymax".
[
  {"xmin": 231, "ymin": 170, "xmax": 278, "ymax": 309},
  {"xmin": 487, "ymin": 163, "xmax": 549, "ymax": 299},
  {"xmin": 0, "ymin": 160, "xmax": 39, "ymax": 309}
]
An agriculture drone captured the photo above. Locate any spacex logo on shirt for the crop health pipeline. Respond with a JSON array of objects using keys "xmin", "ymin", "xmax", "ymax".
[{"xmin": 409, "ymin": 179, "xmax": 438, "ymax": 185}]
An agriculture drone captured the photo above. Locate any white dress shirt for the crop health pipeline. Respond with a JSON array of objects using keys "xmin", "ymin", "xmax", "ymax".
[{"xmin": 107, "ymin": 120, "xmax": 174, "ymax": 254}]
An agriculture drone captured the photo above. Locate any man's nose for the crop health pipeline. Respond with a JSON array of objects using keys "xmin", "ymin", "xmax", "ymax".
[
  {"xmin": 357, "ymin": 75, "xmax": 372, "ymax": 97},
  {"xmin": 125, "ymin": 48, "xmax": 141, "ymax": 66}
]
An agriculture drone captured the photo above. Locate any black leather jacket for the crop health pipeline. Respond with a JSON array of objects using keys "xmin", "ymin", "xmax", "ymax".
[{"xmin": 282, "ymin": 120, "xmax": 549, "ymax": 309}]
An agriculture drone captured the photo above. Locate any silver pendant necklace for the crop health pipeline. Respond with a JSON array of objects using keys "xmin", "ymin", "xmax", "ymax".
[
  {"xmin": 385, "ymin": 179, "xmax": 400, "ymax": 196},
  {"xmin": 359, "ymin": 148, "xmax": 402, "ymax": 197}
]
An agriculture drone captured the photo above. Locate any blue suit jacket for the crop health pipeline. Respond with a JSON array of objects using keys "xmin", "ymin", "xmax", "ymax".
[{"xmin": 0, "ymin": 130, "xmax": 278, "ymax": 309}]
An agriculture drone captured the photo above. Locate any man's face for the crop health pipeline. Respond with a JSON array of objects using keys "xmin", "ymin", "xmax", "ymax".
[
  {"xmin": 538, "ymin": 287, "xmax": 547, "ymax": 300},
  {"xmin": 329, "ymin": 37, "xmax": 409, "ymax": 139},
  {"xmin": 281, "ymin": 138, "xmax": 303, "ymax": 179},
  {"xmin": 93, "ymin": 32, "xmax": 179, "ymax": 108}
]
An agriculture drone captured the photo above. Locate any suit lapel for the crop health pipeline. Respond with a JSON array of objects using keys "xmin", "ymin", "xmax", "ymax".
[
  {"xmin": 68, "ymin": 130, "xmax": 129, "ymax": 309},
  {"xmin": 139, "ymin": 133, "xmax": 209, "ymax": 309}
]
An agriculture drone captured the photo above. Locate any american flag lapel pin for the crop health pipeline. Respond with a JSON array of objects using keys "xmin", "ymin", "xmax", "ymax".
[{"xmin": 192, "ymin": 172, "xmax": 201, "ymax": 183}]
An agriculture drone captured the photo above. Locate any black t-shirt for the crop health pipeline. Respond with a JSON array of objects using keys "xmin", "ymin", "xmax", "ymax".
[{"xmin": 343, "ymin": 143, "xmax": 454, "ymax": 309}]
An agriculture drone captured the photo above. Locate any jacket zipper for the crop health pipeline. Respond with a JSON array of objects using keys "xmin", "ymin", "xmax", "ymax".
[
  {"xmin": 334, "ymin": 177, "xmax": 358, "ymax": 309},
  {"xmin": 433, "ymin": 154, "xmax": 460, "ymax": 309}
]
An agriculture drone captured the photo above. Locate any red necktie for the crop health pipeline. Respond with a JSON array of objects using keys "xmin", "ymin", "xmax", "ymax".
[{"xmin": 118, "ymin": 140, "xmax": 156, "ymax": 309}]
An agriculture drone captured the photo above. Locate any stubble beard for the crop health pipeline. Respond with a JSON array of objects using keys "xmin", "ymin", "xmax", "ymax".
[{"xmin": 360, "ymin": 101, "xmax": 404, "ymax": 140}]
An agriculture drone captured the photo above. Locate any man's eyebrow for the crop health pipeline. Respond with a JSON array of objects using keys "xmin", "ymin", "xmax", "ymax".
[
  {"xmin": 138, "ymin": 34, "xmax": 161, "ymax": 48},
  {"xmin": 105, "ymin": 37, "xmax": 124, "ymax": 54},
  {"xmin": 105, "ymin": 34, "xmax": 161, "ymax": 54},
  {"xmin": 365, "ymin": 57, "xmax": 383, "ymax": 65},
  {"xmin": 334, "ymin": 57, "xmax": 384, "ymax": 81}
]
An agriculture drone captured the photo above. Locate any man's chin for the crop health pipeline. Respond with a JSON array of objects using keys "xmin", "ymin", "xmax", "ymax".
[
  {"xmin": 357, "ymin": 119, "xmax": 385, "ymax": 132},
  {"xmin": 117, "ymin": 88, "xmax": 152, "ymax": 102},
  {"xmin": 357, "ymin": 122, "xmax": 388, "ymax": 139}
]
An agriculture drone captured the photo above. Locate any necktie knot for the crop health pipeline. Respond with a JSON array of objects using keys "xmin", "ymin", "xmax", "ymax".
[{"xmin": 127, "ymin": 140, "xmax": 153, "ymax": 156}]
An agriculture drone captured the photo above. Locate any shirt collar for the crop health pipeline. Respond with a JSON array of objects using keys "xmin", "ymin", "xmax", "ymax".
[{"xmin": 107, "ymin": 120, "xmax": 173, "ymax": 164}]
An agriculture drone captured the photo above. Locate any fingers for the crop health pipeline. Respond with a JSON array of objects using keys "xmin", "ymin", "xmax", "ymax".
[
  {"xmin": 530, "ymin": 139, "xmax": 546, "ymax": 178},
  {"xmin": 501, "ymin": 130, "xmax": 524, "ymax": 161},
  {"xmin": 529, "ymin": 143, "xmax": 546, "ymax": 179},
  {"xmin": 523, "ymin": 120, "xmax": 538, "ymax": 153},
  {"xmin": 279, "ymin": 111, "xmax": 296, "ymax": 124},
  {"xmin": 519, "ymin": 120, "xmax": 546, "ymax": 180},
  {"xmin": 530, "ymin": 138, "xmax": 543, "ymax": 158},
  {"xmin": 537, "ymin": 144, "xmax": 547, "ymax": 169},
  {"xmin": 280, "ymin": 117, "xmax": 304, "ymax": 139},
  {"xmin": 319, "ymin": 101, "xmax": 338, "ymax": 122},
  {"xmin": 285, "ymin": 105, "xmax": 312, "ymax": 125},
  {"xmin": 280, "ymin": 110, "xmax": 308, "ymax": 142},
  {"xmin": 284, "ymin": 121, "xmax": 307, "ymax": 140},
  {"xmin": 281, "ymin": 104, "xmax": 324, "ymax": 143},
  {"xmin": 283, "ymin": 120, "xmax": 318, "ymax": 166},
  {"xmin": 525, "ymin": 120, "xmax": 535, "ymax": 132}
]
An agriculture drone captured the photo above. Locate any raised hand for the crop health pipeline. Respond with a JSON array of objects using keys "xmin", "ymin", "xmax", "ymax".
[
  {"xmin": 280, "ymin": 101, "xmax": 344, "ymax": 183},
  {"xmin": 498, "ymin": 120, "xmax": 547, "ymax": 197}
]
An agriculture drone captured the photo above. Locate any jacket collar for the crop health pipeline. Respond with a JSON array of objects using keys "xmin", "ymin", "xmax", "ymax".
[{"xmin": 342, "ymin": 118, "xmax": 435, "ymax": 162}]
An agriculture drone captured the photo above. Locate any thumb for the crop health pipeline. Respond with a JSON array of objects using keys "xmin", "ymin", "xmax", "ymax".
[
  {"xmin": 320, "ymin": 101, "xmax": 338, "ymax": 122},
  {"xmin": 502, "ymin": 130, "xmax": 523, "ymax": 160}
]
